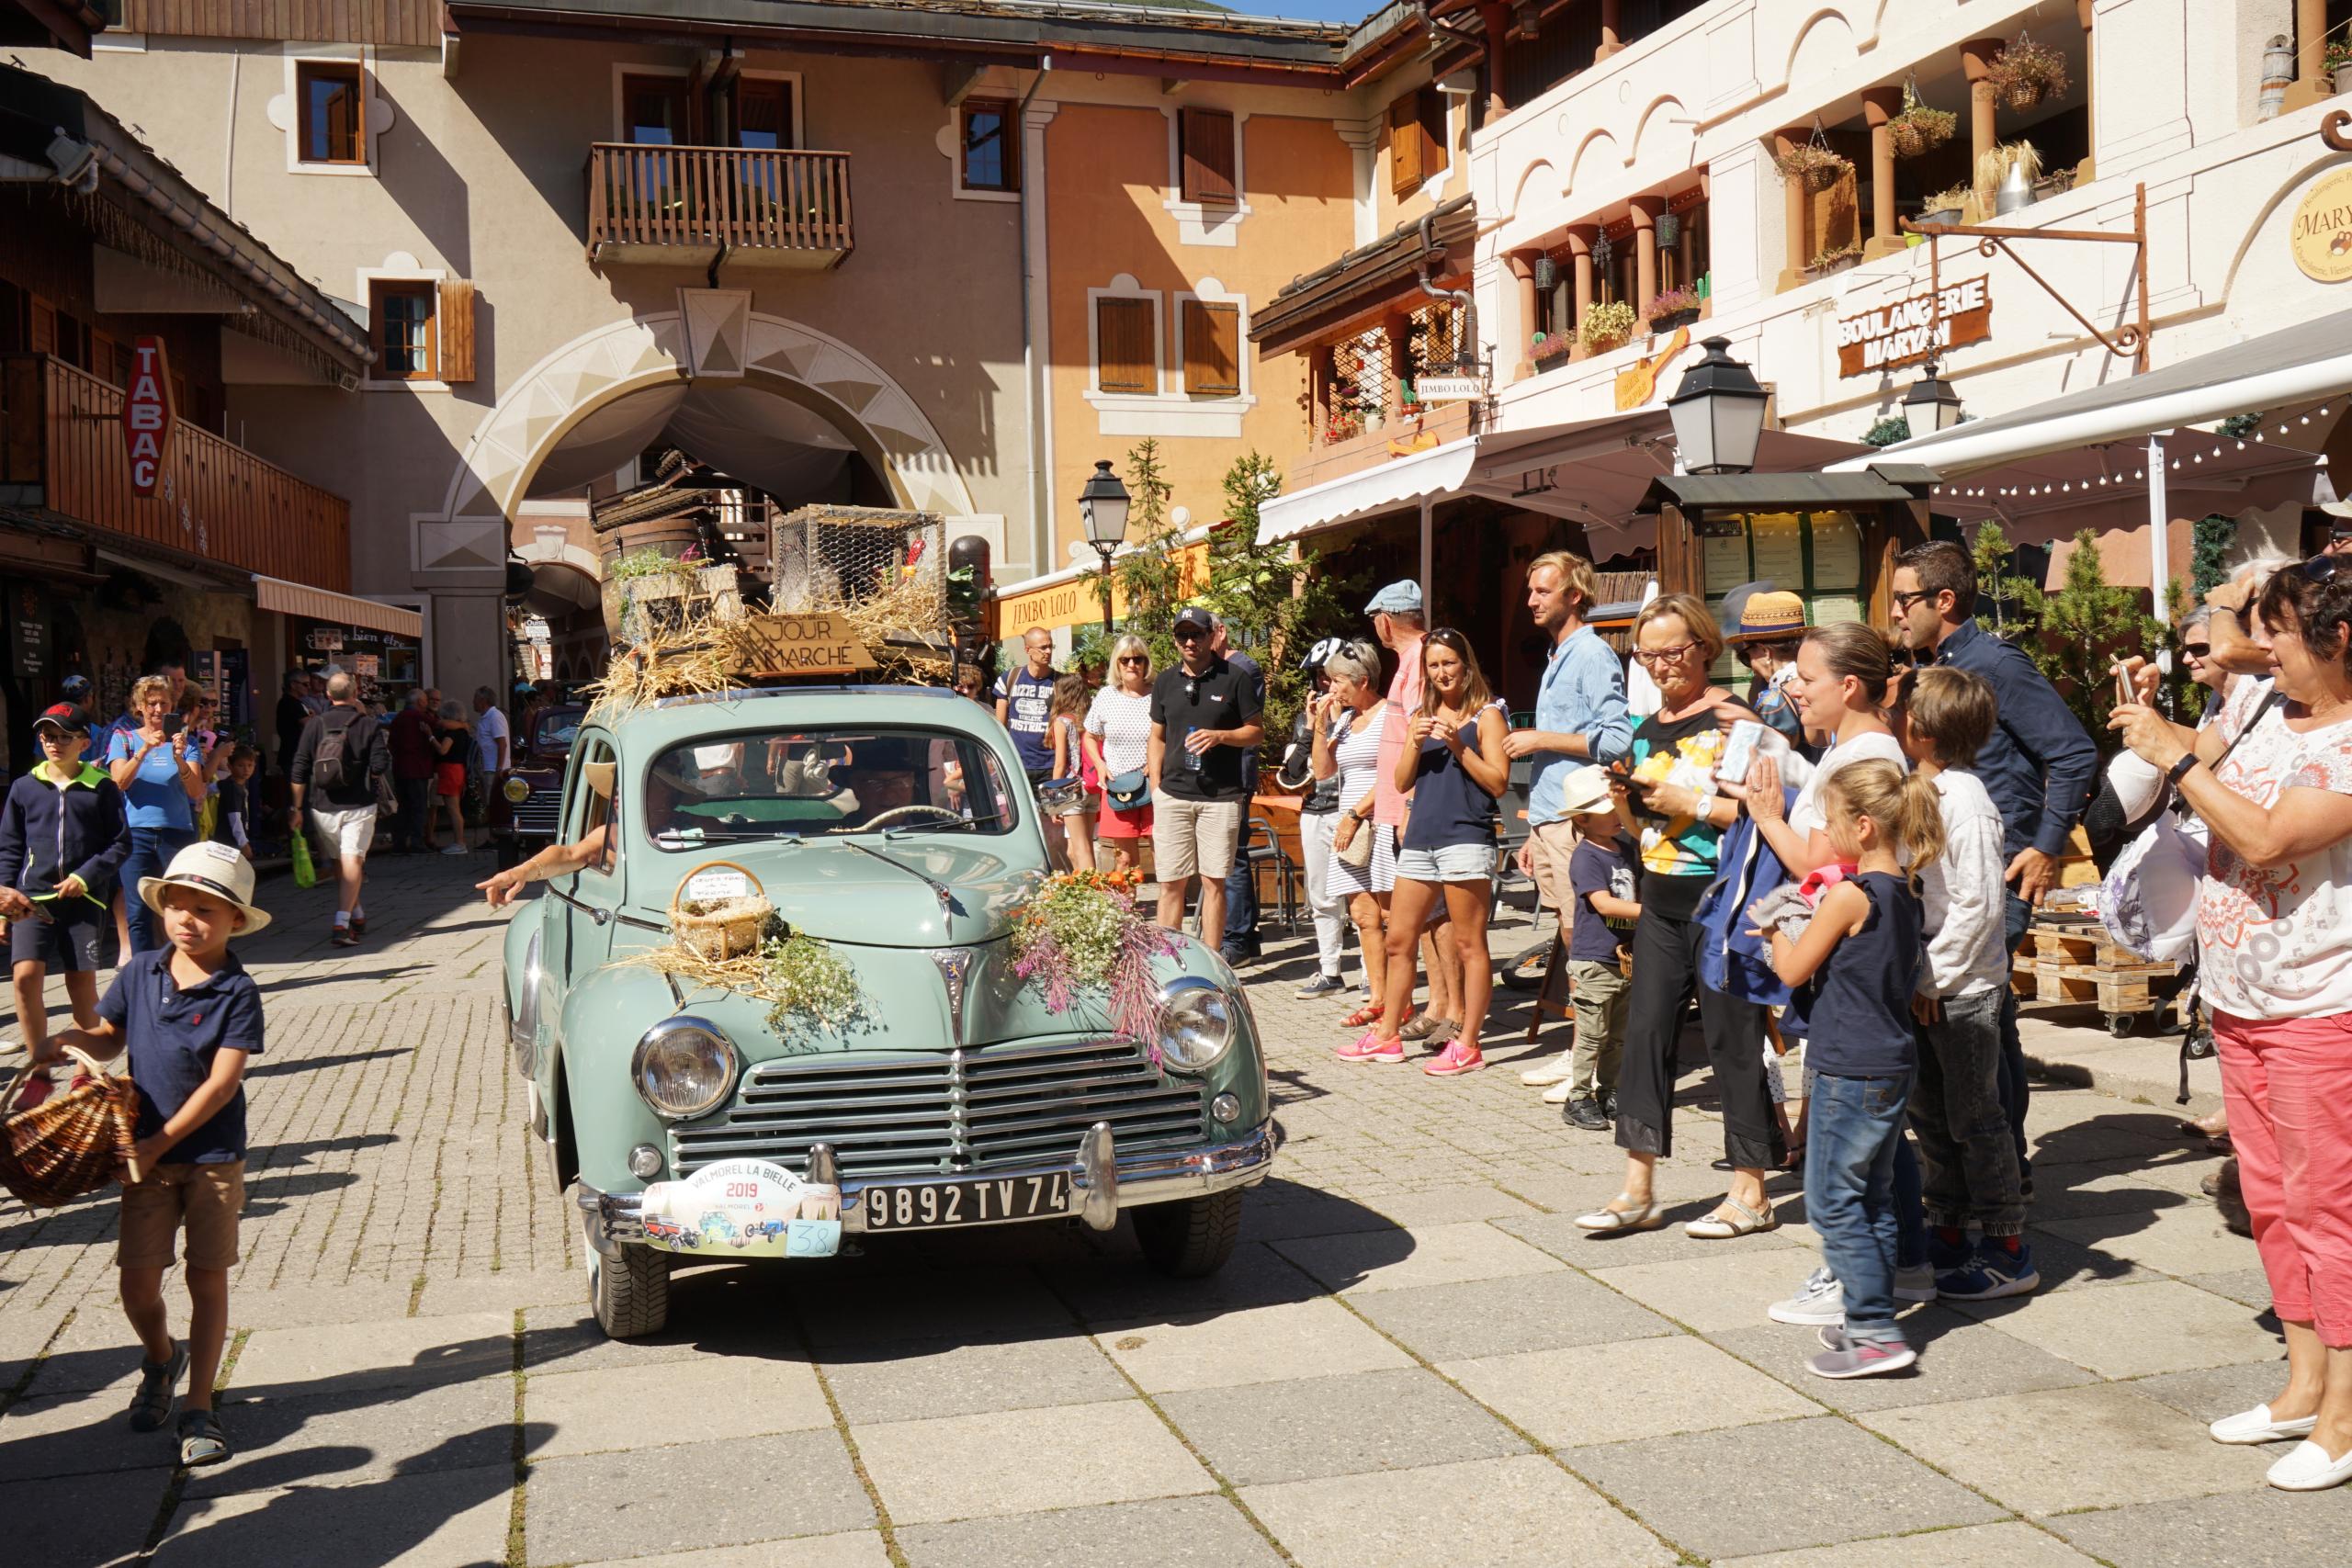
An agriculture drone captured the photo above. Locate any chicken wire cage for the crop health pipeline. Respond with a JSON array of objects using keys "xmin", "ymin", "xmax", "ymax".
[{"xmin": 769, "ymin": 504, "xmax": 948, "ymax": 633}]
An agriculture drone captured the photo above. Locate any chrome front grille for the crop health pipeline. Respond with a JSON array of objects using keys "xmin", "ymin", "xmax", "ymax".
[
  {"xmin": 511, "ymin": 794, "xmax": 563, "ymax": 837},
  {"xmin": 669, "ymin": 1039, "xmax": 1204, "ymax": 1179}
]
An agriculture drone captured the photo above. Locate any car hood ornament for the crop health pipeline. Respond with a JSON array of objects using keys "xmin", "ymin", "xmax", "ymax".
[{"xmin": 931, "ymin": 947, "xmax": 978, "ymax": 1044}]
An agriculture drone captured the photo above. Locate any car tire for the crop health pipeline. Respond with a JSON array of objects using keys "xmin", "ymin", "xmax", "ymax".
[
  {"xmin": 1134, "ymin": 1190, "xmax": 1243, "ymax": 1279},
  {"xmin": 1498, "ymin": 939, "xmax": 1552, "ymax": 993},
  {"xmin": 589, "ymin": 1242, "xmax": 672, "ymax": 1338}
]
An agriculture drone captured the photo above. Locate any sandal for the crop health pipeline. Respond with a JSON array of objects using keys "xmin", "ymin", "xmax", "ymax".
[
  {"xmin": 176, "ymin": 1408, "xmax": 230, "ymax": 1468},
  {"xmin": 1684, "ymin": 1197, "xmax": 1779, "ymax": 1238},
  {"xmin": 1399, "ymin": 1013, "xmax": 1443, "ymax": 1042},
  {"xmin": 1340, "ymin": 999, "xmax": 1385, "ymax": 1030},
  {"xmin": 1574, "ymin": 1194, "xmax": 1664, "ymax": 1233},
  {"xmin": 127, "ymin": 1342, "xmax": 187, "ymax": 1434}
]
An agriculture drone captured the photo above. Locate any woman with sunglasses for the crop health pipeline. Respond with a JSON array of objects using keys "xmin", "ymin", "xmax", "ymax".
[
  {"xmin": 2112, "ymin": 555, "xmax": 2352, "ymax": 1492},
  {"xmin": 1577, "ymin": 593, "xmax": 1782, "ymax": 1234},
  {"xmin": 1340, "ymin": 630, "xmax": 1510, "ymax": 1073},
  {"xmin": 1084, "ymin": 635, "xmax": 1157, "ymax": 877}
]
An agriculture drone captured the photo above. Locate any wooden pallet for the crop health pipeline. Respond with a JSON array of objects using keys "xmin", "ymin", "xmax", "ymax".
[{"xmin": 2027, "ymin": 928, "xmax": 2149, "ymax": 968}]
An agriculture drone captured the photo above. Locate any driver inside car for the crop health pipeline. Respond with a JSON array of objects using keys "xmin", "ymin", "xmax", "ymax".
[{"xmin": 478, "ymin": 761, "xmax": 625, "ymax": 907}]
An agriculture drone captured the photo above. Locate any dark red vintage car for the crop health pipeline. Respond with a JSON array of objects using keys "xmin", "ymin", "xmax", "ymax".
[{"xmin": 507, "ymin": 704, "xmax": 583, "ymax": 852}]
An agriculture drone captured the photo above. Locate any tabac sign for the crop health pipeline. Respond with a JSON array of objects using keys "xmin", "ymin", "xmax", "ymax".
[
  {"xmin": 122, "ymin": 337, "xmax": 175, "ymax": 496},
  {"xmin": 2290, "ymin": 168, "xmax": 2352, "ymax": 283},
  {"xmin": 1836, "ymin": 276, "xmax": 1993, "ymax": 378}
]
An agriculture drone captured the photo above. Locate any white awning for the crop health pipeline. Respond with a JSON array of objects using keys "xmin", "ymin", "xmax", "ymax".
[
  {"xmin": 1255, "ymin": 436, "xmax": 1480, "ymax": 546},
  {"xmin": 253, "ymin": 576, "xmax": 424, "ymax": 638},
  {"xmin": 1833, "ymin": 309, "xmax": 2352, "ymax": 477}
]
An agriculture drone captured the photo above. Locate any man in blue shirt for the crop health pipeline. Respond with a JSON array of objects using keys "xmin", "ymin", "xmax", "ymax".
[
  {"xmin": 1508, "ymin": 550, "xmax": 1634, "ymax": 1092},
  {"xmin": 993, "ymin": 626, "xmax": 1059, "ymax": 785},
  {"xmin": 1891, "ymin": 539, "xmax": 2098, "ymax": 1182}
]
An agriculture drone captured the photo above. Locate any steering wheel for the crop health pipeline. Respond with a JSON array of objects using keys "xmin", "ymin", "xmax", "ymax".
[{"xmin": 861, "ymin": 804, "xmax": 965, "ymax": 831}]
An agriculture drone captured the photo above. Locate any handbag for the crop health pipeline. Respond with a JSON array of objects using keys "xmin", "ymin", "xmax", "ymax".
[
  {"xmin": 2, "ymin": 1045, "xmax": 138, "ymax": 1209},
  {"xmin": 1335, "ymin": 816, "xmax": 1374, "ymax": 869},
  {"xmin": 1104, "ymin": 769, "xmax": 1151, "ymax": 810}
]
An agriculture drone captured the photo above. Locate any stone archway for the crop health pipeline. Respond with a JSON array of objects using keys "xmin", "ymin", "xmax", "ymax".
[{"xmin": 414, "ymin": 298, "xmax": 978, "ymax": 574}]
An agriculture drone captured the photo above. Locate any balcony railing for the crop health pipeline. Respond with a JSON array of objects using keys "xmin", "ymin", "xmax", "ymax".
[
  {"xmin": 585, "ymin": 144, "xmax": 854, "ymax": 268},
  {"xmin": 0, "ymin": 354, "xmax": 352, "ymax": 589}
]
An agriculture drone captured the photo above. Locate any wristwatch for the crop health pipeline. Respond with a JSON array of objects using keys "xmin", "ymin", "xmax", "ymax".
[{"xmin": 2166, "ymin": 752, "xmax": 2200, "ymax": 787}]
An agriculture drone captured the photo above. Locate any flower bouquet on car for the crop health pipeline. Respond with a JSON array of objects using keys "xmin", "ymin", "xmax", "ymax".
[{"xmin": 1012, "ymin": 868, "xmax": 1178, "ymax": 1053}]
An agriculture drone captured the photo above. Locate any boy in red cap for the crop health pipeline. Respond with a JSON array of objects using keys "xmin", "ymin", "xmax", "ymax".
[{"xmin": 0, "ymin": 703, "xmax": 130, "ymax": 1059}]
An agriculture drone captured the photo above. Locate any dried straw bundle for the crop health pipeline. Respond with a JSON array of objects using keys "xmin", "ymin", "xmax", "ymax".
[{"xmin": 583, "ymin": 620, "xmax": 736, "ymax": 724}]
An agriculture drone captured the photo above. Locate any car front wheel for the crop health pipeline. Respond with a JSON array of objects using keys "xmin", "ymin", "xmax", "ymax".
[
  {"xmin": 1133, "ymin": 1190, "xmax": 1243, "ymax": 1278},
  {"xmin": 589, "ymin": 1242, "xmax": 672, "ymax": 1338}
]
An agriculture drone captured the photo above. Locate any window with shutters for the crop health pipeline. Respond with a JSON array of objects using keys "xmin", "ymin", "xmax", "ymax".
[
  {"xmin": 1389, "ymin": 91, "xmax": 1448, "ymax": 197},
  {"xmin": 1181, "ymin": 300, "xmax": 1240, "ymax": 398},
  {"xmin": 1094, "ymin": 298, "xmax": 1158, "ymax": 395},
  {"xmin": 959, "ymin": 99, "xmax": 1019, "ymax": 194},
  {"xmin": 298, "ymin": 62, "xmax": 365, "ymax": 164},
  {"xmin": 368, "ymin": 280, "xmax": 436, "ymax": 382},
  {"xmin": 1179, "ymin": 108, "xmax": 1237, "ymax": 205}
]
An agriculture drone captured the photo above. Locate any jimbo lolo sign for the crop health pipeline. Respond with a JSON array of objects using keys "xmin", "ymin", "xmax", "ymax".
[{"xmin": 1836, "ymin": 276, "xmax": 1993, "ymax": 378}]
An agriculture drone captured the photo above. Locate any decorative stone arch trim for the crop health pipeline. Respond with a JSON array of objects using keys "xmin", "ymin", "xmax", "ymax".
[{"xmin": 415, "ymin": 310, "xmax": 977, "ymax": 577}]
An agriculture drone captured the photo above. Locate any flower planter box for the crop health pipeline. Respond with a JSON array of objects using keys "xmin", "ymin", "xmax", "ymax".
[
  {"xmin": 1646, "ymin": 307, "xmax": 1700, "ymax": 333},
  {"xmin": 1580, "ymin": 333, "xmax": 1629, "ymax": 357},
  {"xmin": 1532, "ymin": 348, "xmax": 1573, "ymax": 376}
]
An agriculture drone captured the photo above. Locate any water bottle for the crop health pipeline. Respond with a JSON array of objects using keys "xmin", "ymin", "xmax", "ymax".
[{"xmin": 1183, "ymin": 726, "xmax": 1204, "ymax": 773}]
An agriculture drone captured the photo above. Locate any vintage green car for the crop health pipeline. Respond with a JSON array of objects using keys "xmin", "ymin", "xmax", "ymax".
[{"xmin": 500, "ymin": 684, "xmax": 1274, "ymax": 1337}]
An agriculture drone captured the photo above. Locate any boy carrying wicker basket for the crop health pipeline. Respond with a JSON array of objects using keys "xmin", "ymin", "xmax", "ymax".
[{"xmin": 37, "ymin": 840, "xmax": 269, "ymax": 1469}]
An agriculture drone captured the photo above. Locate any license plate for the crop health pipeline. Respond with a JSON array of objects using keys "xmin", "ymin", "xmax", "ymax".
[{"xmin": 862, "ymin": 1173, "xmax": 1071, "ymax": 1232}]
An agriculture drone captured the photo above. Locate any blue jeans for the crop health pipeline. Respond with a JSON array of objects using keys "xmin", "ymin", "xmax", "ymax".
[
  {"xmin": 1805, "ymin": 1070, "xmax": 1916, "ymax": 1344},
  {"xmin": 1223, "ymin": 859, "xmax": 1260, "ymax": 953},
  {"xmin": 2000, "ymin": 890, "xmax": 2034, "ymax": 1181},
  {"xmin": 122, "ymin": 825, "xmax": 195, "ymax": 955}
]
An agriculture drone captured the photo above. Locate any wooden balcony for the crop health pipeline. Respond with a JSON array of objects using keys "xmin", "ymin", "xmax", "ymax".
[
  {"xmin": 0, "ymin": 354, "xmax": 352, "ymax": 589},
  {"xmin": 585, "ymin": 144, "xmax": 854, "ymax": 270}
]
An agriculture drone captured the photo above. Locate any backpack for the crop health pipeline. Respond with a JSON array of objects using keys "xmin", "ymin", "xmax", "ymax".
[{"xmin": 312, "ymin": 711, "xmax": 376, "ymax": 793}]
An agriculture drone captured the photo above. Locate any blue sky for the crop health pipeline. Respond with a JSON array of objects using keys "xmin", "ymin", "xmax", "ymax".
[{"xmin": 1217, "ymin": 0, "xmax": 1377, "ymax": 21}]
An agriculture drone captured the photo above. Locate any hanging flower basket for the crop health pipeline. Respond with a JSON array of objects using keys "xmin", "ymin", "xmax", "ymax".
[
  {"xmin": 1643, "ymin": 286, "xmax": 1702, "ymax": 332},
  {"xmin": 1987, "ymin": 32, "xmax": 2069, "ymax": 111},
  {"xmin": 1773, "ymin": 140, "xmax": 1852, "ymax": 194},
  {"xmin": 1887, "ymin": 80, "xmax": 1956, "ymax": 159},
  {"xmin": 1577, "ymin": 299, "xmax": 1637, "ymax": 353},
  {"xmin": 1012, "ymin": 869, "xmax": 1179, "ymax": 1054}
]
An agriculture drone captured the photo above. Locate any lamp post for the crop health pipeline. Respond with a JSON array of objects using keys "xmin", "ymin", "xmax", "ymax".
[
  {"xmin": 1902, "ymin": 360, "xmax": 1965, "ymax": 434},
  {"xmin": 1665, "ymin": 335, "xmax": 1770, "ymax": 475},
  {"xmin": 1077, "ymin": 458, "xmax": 1132, "ymax": 644}
]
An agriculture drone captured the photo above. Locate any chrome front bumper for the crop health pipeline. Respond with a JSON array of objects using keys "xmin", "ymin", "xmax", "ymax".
[{"xmin": 575, "ymin": 1120, "xmax": 1274, "ymax": 1258}]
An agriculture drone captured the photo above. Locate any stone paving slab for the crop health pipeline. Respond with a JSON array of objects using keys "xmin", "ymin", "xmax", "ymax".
[
  {"xmin": 1706, "ymin": 1309, "xmax": 2102, "ymax": 1415},
  {"xmin": 894, "ymin": 1494, "xmax": 1285, "ymax": 1568},
  {"xmin": 185, "ymin": 1372, "xmax": 515, "ymax": 1496},
  {"xmin": 1239, "ymin": 1452, "xmax": 1676, "ymax": 1568},
  {"xmin": 1718, "ymin": 1519, "xmax": 2104, "ymax": 1567},
  {"xmin": 1858, "ymin": 1383, "xmax": 2277, "ymax": 1517},
  {"xmin": 0, "ymin": 1379, "xmax": 185, "ymax": 1482},
  {"xmin": 152, "ymin": 1462, "xmax": 515, "ymax": 1568},
  {"xmin": 1568, "ymin": 1416, "xmax": 2007, "ymax": 1560},
  {"xmin": 1443, "ymin": 1334, "xmax": 1819, "ymax": 1449},
  {"xmin": 853, "ymin": 1399, "xmax": 1214, "ymax": 1525},
  {"xmin": 2045, "ymin": 1483, "xmax": 2352, "ymax": 1567},
  {"xmin": 0, "ymin": 1459, "xmax": 171, "ymax": 1564},
  {"xmin": 573, "ymin": 1535, "xmax": 889, "ymax": 1568},
  {"xmin": 1585, "ymin": 1246, "xmax": 1840, "ymax": 1334},
  {"xmin": 2040, "ymin": 1204, "xmax": 2266, "ymax": 1279},
  {"xmin": 1097, "ymin": 1297, "xmax": 1412, "ymax": 1393},
  {"xmin": 2124, "ymin": 1359, "xmax": 2290, "ymax": 1426},
  {"xmin": 820, "ymin": 1334, "xmax": 1131, "ymax": 1425},
  {"xmin": 1345, "ymin": 1267, "xmax": 1677, "ymax": 1362},
  {"xmin": 1950, "ymin": 1279, "xmax": 2286, "ymax": 1379},
  {"xmin": 1272, "ymin": 1220, "xmax": 1565, "ymax": 1294},
  {"xmin": 229, "ymin": 1311, "xmax": 516, "ymax": 1398},
  {"xmin": 527, "ymin": 1354, "xmax": 831, "ymax": 1460},
  {"xmin": 1156, "ymin": 1365, "xmax": 1530, "ymax": 1486},
  {"xmin": 525, "ymin": 1429, "xmax": 870, "ymax": 1565},
  {"xmin": 1495, "ymin": 1207, "xmax": 1811, "ymax": 1269}
]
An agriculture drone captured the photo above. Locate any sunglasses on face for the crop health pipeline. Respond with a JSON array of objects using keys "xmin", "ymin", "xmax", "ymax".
[
  {"xmin": 1173, "ymin": 627, "xmax": 1207, "ymax": 642},
  {"xmin": 1890, "ymin": 589, "xmax": 1935, "ymax": 612},
  {"xmin": 1118, "ymin": 656, "xmax": 1148, "ymax": 666}
]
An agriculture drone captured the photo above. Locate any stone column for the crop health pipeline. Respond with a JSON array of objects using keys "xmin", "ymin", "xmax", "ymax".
[
  {"xmin": 1508, "ymin": 251, "xmax": 1539, "ymax": 380},
  {"xmin": 1773, "ymin": 130, "xmax": 1808, "ymax": 294},
  {"xmin": 1598, "ymin": 0, "xmax": 1623, "ymax": 62},
  {"xmin": 1566, "ymin": 227, "xmax": 1595, "ymax": 358},
  {"xmin": 1861, "ymin": 85, "xmax": 1904, "ymax": 259},
  {"xmin": 2076, "ymin": 0, "xmax": 2097, "ymax": 182},
  {"xmin": 2287, "ymin": 0, "xmax": 2331, "ymax": 113},
  {"xmin": 1962, "ymin": 39, "xmax": 2004, "ymax": 171},
  {"xmin": 1385, "ymin": 310, "xmax": 1413, "ymax": 422},
  {"xmin": 1480, "ymin": 2, "xmax": 1511, "ymax": 119},
  {"xmin": 1630, "ymin": 197, "xmax": 1661, "ymax": 316}
]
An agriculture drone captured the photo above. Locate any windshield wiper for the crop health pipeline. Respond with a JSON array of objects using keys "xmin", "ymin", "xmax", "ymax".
[
  {"xmin": 883, "ymin": 808, "xmax": 1008, "ymax": 840},
  {"xmin": 839, "ymin": 840, "xmax": 957, "ymax": 918},
  {"xmin": 653, "ymin": 826, "xmax": 806, "ymax": 846}
]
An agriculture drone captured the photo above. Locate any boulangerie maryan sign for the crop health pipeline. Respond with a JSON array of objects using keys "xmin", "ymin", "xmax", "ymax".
[
  {"xmin": 121, "ymin": 337, "xmax": 175, "ymax": 497},
  {"xmin": 1836, "ymin": 276, "xmax": 1992, "ymax": 378}
]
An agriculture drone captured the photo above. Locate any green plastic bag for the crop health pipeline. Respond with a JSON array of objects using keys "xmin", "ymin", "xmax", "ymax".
[{"xmin": 289, "ymin": 827, "xmax": 318, "ymax": 890}]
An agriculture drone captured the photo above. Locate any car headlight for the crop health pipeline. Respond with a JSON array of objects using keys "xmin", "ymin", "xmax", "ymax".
[
  {"xmin": 1157, "ymin": 977, "xmax": 1237, "ymax": 1073},
  {"xmin": 630, "ymin": 1016, "xmax": 740, "ymax": 1121},
  {"xmin": 503, "ymin": 775, "xmax": 532, "ymax": 804}
]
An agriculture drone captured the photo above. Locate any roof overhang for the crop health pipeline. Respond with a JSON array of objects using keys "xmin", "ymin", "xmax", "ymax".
[
  {"xmin": 1251, "ymin": 196, "xmax": 1476, "ymax": 357},
  {"xmin": 0, "ymin": 0, "xmax": 106, "ymax": 55},
  {"xmin": 1832, "ymin": 308, "xmax": 2352, "ymax": 478},
  {"xmin": 1636, "ymin": 466, "xmax": 1940, "ymax": 514}
]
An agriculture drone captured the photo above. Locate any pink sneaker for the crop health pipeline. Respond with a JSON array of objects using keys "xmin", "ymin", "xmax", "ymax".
[
  {"xmin": 1422, "ymin": 1041, "xmax": 1487, "ymax": 1077},
  {"xmin": 1335, "ymin": 1029, "xmax": 1405, "ymax": 1063}
]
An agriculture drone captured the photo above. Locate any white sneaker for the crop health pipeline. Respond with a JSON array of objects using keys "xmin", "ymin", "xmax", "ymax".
[
  {"xmin": 440, "ymin": 842, "xmax": 469, "ymax": 855},
  {"xmin": 1894, "ymin": 1263, "xmax": 1938, "ymax": 1303},
  {"xmin": 1769, "ymin": 1266, "xmax": 1844, "ymax": 1325},
  {"xmin": 1521, "ymin": 1053, "xmax": 1575, "ymax": 1087},
  {"xmin": 1541, "ymin": 1078, "xmax": 1577, "ymax": 1104}
]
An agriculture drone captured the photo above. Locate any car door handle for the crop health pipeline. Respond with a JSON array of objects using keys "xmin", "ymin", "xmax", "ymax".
[{"xmin": 548, "ymin": 886, "xmax": 611, "ymax": 926}]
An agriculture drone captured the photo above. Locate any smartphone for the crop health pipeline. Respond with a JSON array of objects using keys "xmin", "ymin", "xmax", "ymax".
[
  {"xmin": 2113, "ymin": 665, "xmax": 2133, "ymax": 708},
  {"xmin": 164, "ymin": 711, "xmax": 187, "ymax": 739},
  {"xmin": 1716, "ymin": 719, "xmax": 1766, "ymax": 785}
]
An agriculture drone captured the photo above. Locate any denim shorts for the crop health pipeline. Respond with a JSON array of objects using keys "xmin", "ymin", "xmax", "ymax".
[{"xmin": 1395, "ymin": 841, "xmax": 1495, "ymax": 884}]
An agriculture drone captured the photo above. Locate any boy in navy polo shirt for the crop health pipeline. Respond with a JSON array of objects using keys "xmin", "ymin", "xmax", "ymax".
[{"xmin": 40, "ymin": 840, "xmax": 268, "ymax": 1469}]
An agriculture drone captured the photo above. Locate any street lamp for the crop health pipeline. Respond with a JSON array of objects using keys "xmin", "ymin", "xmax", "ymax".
[
  {"xmin": 1902, "ymin": 360, "xmax": 1965, "ymax": 434},
  {"xmin": 1077, "ymin": 458, "xmax": 1132, "ymax": 641},
  {"xmin": 1666, "ymin": 335, "xmax": 1770, "ymax": 476}
]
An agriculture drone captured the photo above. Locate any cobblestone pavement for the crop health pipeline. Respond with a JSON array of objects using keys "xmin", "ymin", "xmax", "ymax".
[{"xmin": 4, "ymin": 861, "xmax": 2345, "ymax": 1567}]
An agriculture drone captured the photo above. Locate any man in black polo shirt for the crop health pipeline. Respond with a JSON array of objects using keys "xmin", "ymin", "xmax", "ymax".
[{"xmin": 1148, "ymin": 605, "xmax": 1263, "ymax": 939}]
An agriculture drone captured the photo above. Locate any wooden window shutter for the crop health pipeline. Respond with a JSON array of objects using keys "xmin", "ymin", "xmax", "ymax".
[
  {"xmin": 1182, "ymin": 301, "xmax": 1239, "ymax": 397},
  {"xmin": 1419, "ymin": 90, "xmax": 1450, "ymax": 177},
  {"xmin": 1389, "ymin": 96, "xmax": 1422, "ymax": 196},
  {"xmin": 1180, "ymin": 108, "xmax": 1237, "ymax": 205},
  {"xmin": 438, "ymin": 280, "xmax": 477, "ymax": 384},
  {"xmin": 1096, "ymin": 298, "xmax": 1156, "ymax": 395}
]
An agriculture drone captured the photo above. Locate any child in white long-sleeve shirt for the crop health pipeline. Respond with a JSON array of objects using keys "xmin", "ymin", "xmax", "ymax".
[{"xmin": 1894, "ymin": 667, "xmax": 2035, "ymax": 1301}]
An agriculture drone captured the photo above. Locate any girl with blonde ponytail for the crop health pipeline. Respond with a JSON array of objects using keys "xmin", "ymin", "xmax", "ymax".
[{"xmin": 1750, "ymin": 757, "xmax": 1939, "ymax": 1381}]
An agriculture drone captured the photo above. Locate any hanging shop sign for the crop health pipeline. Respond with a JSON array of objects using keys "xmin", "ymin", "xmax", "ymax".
[
  {"xmin": 121, "ymin": 337, "xmax": 175, "ymax": 497},
  {"xmin": 2290, "ymin": 168, "xmax": 2352, "ymax": 283},
  {"xmin": 1411, "ymin": 374, "xmax": 1487, "ymax": 403},
  {"xmin": 1836, "ymin": 276, "xmax": 1993, "ymax": 378}
]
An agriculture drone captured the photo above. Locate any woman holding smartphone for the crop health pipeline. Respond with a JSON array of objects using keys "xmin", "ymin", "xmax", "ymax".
[{"xmin": 107, "ymin": 674, "xmax": 208, "ymax": 954}]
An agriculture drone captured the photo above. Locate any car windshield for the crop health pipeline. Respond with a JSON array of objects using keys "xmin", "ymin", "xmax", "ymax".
[
  {"xmin": 534, "ymin": 707, "xmax": 583, "ymax": 754},
  {"xmin": 641, "ymin": 728, "xmax": 1017, "ymax": 845}
]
